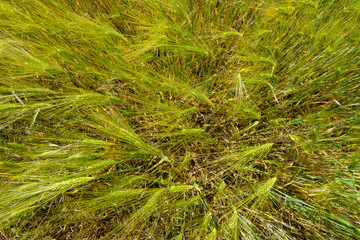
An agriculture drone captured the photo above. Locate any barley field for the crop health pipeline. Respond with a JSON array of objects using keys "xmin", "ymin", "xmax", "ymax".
[{"xmin": 0, "ymin": 0, "xmax": 359, "ymax": 239}]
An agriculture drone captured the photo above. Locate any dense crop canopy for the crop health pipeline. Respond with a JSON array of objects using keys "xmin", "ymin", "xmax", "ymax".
[{"xmin": 0, "ymin": 0, "xmax": 359, "ymax": 239}]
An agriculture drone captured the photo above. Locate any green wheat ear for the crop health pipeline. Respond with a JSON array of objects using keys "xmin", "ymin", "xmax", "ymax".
[
  {"xmin": 204, "ymin": 228, "xmax": 217, "ymax": 240},
  {"xmin": 238, "ymin": 177, "xmax": 277, "ymax": 210},
  {"xmin": 49, "ymin": 177, "xmax": 94, "ymax": 191}
]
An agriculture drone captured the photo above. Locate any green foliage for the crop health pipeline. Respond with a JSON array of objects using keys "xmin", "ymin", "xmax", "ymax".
[{"xmin": 0, "ymin": 0, "xmax": 359, "ymax": 239}]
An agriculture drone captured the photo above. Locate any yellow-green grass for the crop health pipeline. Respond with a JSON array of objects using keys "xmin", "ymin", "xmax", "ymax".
[{"xmin": 0, "ymin": 0, "xmax": 359, "ymax": 239}]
